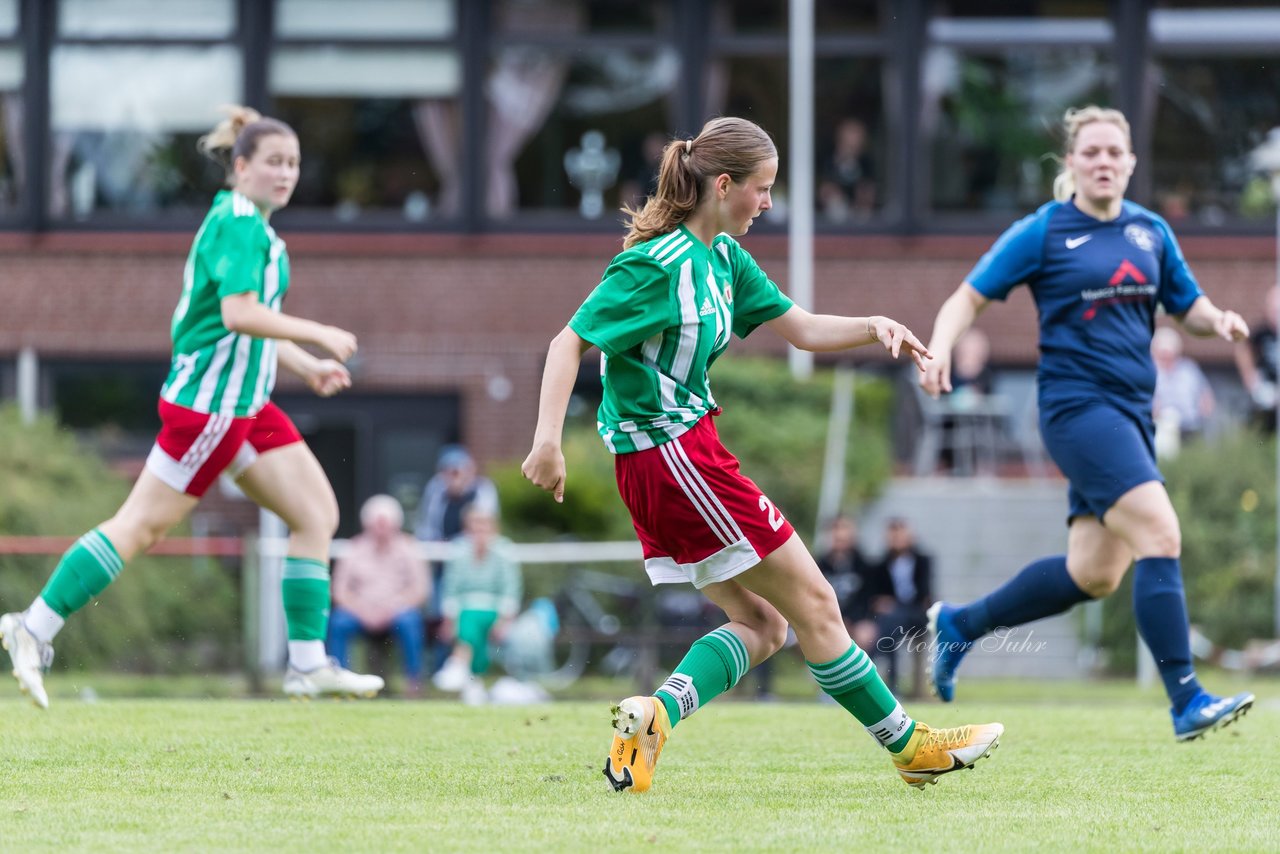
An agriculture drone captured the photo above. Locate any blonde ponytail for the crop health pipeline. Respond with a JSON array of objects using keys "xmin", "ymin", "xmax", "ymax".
[{"xmin": 197, "ymin": 105, "xmax": 295, "ymax": 183}]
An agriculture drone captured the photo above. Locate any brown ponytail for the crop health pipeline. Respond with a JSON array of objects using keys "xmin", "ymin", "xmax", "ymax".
[
  {"xmin": 198, "ymin": 105, "xmax": 296, "ymax": 184},
  {"xmin": 621, "ymin": 117, "xmax": 776, "ymax": 249}
]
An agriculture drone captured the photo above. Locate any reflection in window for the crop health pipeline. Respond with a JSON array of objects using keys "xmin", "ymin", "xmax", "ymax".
[
  {"xmin": 923, "ymin": 46, "xmax": 1113, "ymax": 215},
  {"xmin": 815, "ymin": 0, "xmax": 882, "ymax": 33},
  {"xmin": 497, "ymin": 0, "xmax": 663, "ymax": 33},
  {"xmin": 930, "ymin": 0, "xmax": 1109, "ymax": 18},
  {"xmin": 49, "ymin": 46, "xmax": 240, "ymax": 220},
  {"xmin": 0, "ymin": 45, "xmax": 22, "ymax": 216},
  {"xmin": 703, "ymin": 56, "xmax": 787, "ymax": 222},
  {"xmin": 1150, "ymin": 58, "xmax": 1279, "ymax": 227},
  {"xmin": 59, "ymin": 0, "xmax": 233, "ymax": 38},
  {"xmin": 505, "ymin": 47, "xmax": 679, "ymax": 219},
  {"xmin": 815, "ymin": 58, "xmax": 886, "ymax": 223},
  {"xmin": 276, "ymin": 0, "xmax": 454, "ymax": 38},
  {"xmin": 711, "ymin": 0, "xmax": 786, "ymax": 35},
  {"xmin": 270, "ymin": 48, "xmax": 461, "ymax": 222},
  {"xmin": 0, "ymin": 0, "xmax": 16, "ymax": 37}
]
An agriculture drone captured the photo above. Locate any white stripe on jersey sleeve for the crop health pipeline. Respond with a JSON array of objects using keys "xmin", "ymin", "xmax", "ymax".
[
  {"xmin": 659, "ymin": 237, "xmax": 692, "ymax": 267},
  {"xmin": 647, "ymin": 230, "xmax": 683, "ymax": 257}
]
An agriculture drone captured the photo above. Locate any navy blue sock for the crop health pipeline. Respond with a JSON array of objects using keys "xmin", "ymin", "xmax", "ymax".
[
  {"xmin": 951, "ymin": 555, "xmax": 1090, "ymax": 640},
  {"xmin": 1133, "ymin": 557, "xmax": 1201, "ymax": 713}
]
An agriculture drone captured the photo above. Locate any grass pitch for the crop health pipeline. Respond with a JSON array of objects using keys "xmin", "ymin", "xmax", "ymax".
[{"xmin": 0, "ymin": 676, "xmax": 1275, "ymax": 852}]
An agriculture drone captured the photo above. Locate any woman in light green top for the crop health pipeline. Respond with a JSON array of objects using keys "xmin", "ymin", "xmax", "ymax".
[
  {"xmin": 0, "ymin": 106, "xmax": 381, "ymax": 707},
  {"xmin": 434, "ymin": 507, "xmax": 523, "ymax": 703}
]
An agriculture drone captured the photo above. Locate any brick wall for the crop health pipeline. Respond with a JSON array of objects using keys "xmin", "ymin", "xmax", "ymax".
[{"xmin": 0, "ymin": 231, "xmax": 1273, "ymax": 463}]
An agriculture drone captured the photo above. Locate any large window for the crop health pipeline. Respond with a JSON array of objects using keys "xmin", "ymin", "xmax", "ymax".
[
  {"xmin": 710, "ymin": 0, "xmax": 894, "ymax": 228},
  {"xmin": 922, "ymin": 12, "xmax": 1116, "ymax": 221},
  {"xmin": 0, "ymin": 0, "xmax": 20, "ymax": 221},
  {"xmin": 1147, "ymin": 4, "xmax": 1280, "ymax": 227},
  {"xmin": 270, "ymin": 0, "xmax": 460, "ymax": 226},
  {"xmin": 49, "ymin": 0, "xmax": 239, "ymax": 222},
  {"xmin": 495, "ymin": 0, "xmax": 679, "ymax": 222},
  {"xmin": 1, "ymin": 1, "xmax": 1277, "ymax": 234}
]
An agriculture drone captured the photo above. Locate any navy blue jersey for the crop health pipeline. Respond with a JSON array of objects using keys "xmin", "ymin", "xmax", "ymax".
[{"xmin": 966, "ymin": 200, "xmax": 1202, "ymax": 416}]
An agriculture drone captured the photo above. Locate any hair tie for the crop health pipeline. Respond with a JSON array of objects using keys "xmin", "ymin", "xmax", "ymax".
[{"xmin": 684, "ymin": 138, "xmax": 693, "ymax": 155}]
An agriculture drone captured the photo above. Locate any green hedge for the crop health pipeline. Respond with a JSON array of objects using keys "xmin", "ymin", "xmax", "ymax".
[
  {"xmin": 1098, "ymin": 431, "xmax": 1277, "ymax": 673},
  {"xmin": 0, "ymin": 407, "xmax": 240, "ymax": 672},
  {"xmin": 491, "ymin": 354, "xmax": 895, "ymax": 546}
]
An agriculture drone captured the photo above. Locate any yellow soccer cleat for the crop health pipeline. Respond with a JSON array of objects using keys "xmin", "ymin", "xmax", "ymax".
[
  {"xmin": 891, "ymin": 721, "xmax": 1003, "ymax": 789},
  {"xmin": 603, "ymin": 696, "xmax": 672, "ymax": 793}
]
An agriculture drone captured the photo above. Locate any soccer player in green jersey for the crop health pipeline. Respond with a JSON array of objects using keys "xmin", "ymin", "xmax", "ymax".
[
  {"xmin": 523, "ymin": 117, "xmax": 1004, "ymax": 791},
  {"xmin": 0, "ymin": 106, "xmax": 383, "ymax": 706}
]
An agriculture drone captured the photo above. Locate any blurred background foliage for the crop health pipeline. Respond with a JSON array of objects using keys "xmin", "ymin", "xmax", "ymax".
[
  {"xmin": 0, "ymin": 406, "xmax": 240, "ymax": 673},
  {"xmin": 490, "ymin": 355, "xmax": 896, "ymax": 545},
  {"xmin": 1098, "ymin": 431, "xmax": 1276, "ymax": 673}
]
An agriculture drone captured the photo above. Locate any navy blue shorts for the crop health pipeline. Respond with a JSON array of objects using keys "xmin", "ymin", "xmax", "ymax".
[{"xmin": 1039, "ymin": 400, "xmax": 1163, "ymax": 522}]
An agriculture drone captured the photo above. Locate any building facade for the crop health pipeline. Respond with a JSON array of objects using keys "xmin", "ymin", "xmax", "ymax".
[{"xmin": 1, "ymin": 1, "xmax": 1276, "ymax": 525}]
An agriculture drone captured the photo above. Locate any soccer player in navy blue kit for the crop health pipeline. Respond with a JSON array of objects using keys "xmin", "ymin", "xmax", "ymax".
[{"xmin": 920, "ymin": 106, "xmax": 1253, "ymax": 741}]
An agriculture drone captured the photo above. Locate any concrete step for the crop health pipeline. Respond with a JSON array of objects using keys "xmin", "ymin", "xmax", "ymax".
[{"xmin": 858, "ymin": 477, "xmax": 1085, "ymax": 680}]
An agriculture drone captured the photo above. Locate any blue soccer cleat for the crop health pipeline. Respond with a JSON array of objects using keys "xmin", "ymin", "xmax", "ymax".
[
  {"xmin": 1172, "ymin": 690, "xmax": 1254, "ymax": 742},
  {"xmin": 926, "ymin": 602, "xmax": 974, "ymax": 703}
]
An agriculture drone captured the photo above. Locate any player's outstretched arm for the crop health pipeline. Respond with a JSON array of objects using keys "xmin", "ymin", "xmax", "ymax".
[
  {"xmin": 1178, "ymin": 295, "xmax": 1249, "ymax": 343},
  {"xmin": 523, "ymin": 326, "xmax": 593, "ymax": 503},
  {"xmin": 921, "ymin": 283, "xmax": 989, "ymax": 398},
  {"xmin": 766, "ymin": 305, "xmax": 932, "ymax": 368},
  {"xmin": 221, "ymin": 292, "xmax": 357, "ymax": 361}
]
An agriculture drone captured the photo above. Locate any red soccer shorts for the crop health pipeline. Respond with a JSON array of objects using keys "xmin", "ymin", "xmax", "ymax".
[
  {"xmin": 146, "ymin": 399, "xmax": 303, "ymax": 497},
  {"xmin": 614, "ymin": 413, "xmax": 795, "ymax": 588}
]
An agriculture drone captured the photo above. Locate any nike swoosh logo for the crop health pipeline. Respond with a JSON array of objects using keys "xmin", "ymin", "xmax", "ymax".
[
  {"xmin": 1065, "ymin": 235, "xmax": 1092, "ymax": 249},
  {"xmin": 646, "ymin": 718, "xmax": 658, "ymax": 737},
  {"xmin": 1178, "ymin": 673, "xmax": 1195, "ymax": 685}
]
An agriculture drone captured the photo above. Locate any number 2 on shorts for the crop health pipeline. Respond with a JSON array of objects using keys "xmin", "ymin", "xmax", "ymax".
[{"xmin": 758, "ymin": 495, "xmax": 785, "ymax": 531}]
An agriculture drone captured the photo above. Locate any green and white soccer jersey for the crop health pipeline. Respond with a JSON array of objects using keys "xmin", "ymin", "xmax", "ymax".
[
  {"xmin": 570, "ymin": 225, "xmax": 793, "ymax": 454},
  {"xmin": 161, "ymin": 190, "xmax": 289, "ymax": 417}
]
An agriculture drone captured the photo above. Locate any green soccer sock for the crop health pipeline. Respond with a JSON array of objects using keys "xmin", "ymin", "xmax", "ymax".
[
  {"xmin": 281, "ymin": 557, "xmax": 331, "ymax": 641},
  {"xmin": 808, "ymin": 643, "xmax": 916, "ymax": 753},
  {"xmin": 655, "ymin": 626, "xmax": 750, "ymax": 728},
  {"xmin": 39, "ymin": 529, "xmax": 124, "ymax": 618}
]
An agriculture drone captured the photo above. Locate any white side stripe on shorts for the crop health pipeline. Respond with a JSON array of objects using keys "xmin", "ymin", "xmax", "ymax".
[
  {"xmin": 659, "ymin": 442, "xmax": 735, "ymax": 546},
  {"xmin": 658, "ymin": 440, "xmax": 745, "ymax": 546},
  {"xmin": 667, "ymin": 440, "xmax": 745, "ymax": 541},
  {"xmin": 180, "ymin": 413, "xmax": 232, "ymax": 471}
]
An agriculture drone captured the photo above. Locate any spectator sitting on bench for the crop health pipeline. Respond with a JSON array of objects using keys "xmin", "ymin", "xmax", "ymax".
[{"xmin": 327, "ymin": 494, "xmax": 430, "ymax": 697}]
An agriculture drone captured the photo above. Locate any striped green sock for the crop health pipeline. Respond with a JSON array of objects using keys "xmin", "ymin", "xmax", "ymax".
[
  {"xmin": 39, "ymin": 529, "xmax": 124, "ymax": 617},
  {"xmin": 655, "ymin": 626, "xmax": 750, "ymax": 728},
  {"xmin": 281, "ymin": 557, "xmax": 331, "ymax": 641},
  {"xmin": 808, "ymin": 643, "xmax": 916, "ymax": 752}
]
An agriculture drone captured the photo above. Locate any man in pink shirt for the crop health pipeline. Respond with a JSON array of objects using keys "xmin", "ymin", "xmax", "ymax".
[{"xmin": 328, "ymin": 495, "xmax": 431, "ymax": 697}]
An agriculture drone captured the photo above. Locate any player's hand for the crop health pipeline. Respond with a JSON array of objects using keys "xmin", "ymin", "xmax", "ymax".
[
  {"xmin": 306, "ymin": 360, "xmax": 352, "ymax": 397},
  {"xmin": 317, "ymin": 326, "xmax": 358, "ymax": 362},
  {"xmin": 869, "ymin": 316, "xmax": 932, "ymax": 371},
  {"xmin": 522, "ymin": 442, "xmax": 567, "ymax": 503},
  {"xmin": 1215, "ymin": 309, "xmax": 1249, "ymax": 343},
  {"xmin": 919, "ymin": 351, "xmax": 953, "ymax": 398}
]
